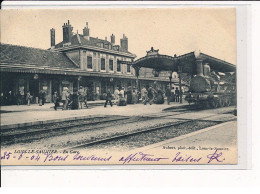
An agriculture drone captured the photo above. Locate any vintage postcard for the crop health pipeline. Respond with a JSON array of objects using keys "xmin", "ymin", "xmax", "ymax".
[{"xmin": 0, "ymin": 7, "xmax": 238, "ymax": 166}]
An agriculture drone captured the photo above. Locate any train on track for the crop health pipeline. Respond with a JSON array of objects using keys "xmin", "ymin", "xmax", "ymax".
[{"xmin": 185, "ymin": 63, "xmax": 236, "ymax": 109}]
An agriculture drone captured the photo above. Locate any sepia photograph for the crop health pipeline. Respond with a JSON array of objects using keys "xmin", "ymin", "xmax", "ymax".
[{"xmin": 0, "ymin": 7, "xmax": 238, "ymax": 165}]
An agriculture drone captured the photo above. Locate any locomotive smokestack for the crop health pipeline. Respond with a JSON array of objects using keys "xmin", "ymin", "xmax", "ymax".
[
  {"xmin": 194, "ymin": 50, "xmax": 203, "ymax": 76},
  {"xmin": 196, "ymin": 59, "xmax": 204, "ymax": 76}
]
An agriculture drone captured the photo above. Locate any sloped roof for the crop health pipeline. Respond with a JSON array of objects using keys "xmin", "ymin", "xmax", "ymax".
[
  {"xmin": 0, "ymin": 43, "xmax": 77, "ymax": 69},
  {"xmin": 54, "ymin": 34, "xmax": 133, "ymax": 54},
  {"xmin": 132, "ymin": 51, "xmax": 236, "ymax": 75}
]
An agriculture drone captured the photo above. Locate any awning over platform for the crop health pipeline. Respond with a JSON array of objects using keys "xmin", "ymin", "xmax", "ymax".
[
  {"xmin": 0, "ymin": 64, "xmax": 171, "ymax": 82},
  {"xmin": 129, "ymin": 49, "xmax": 236, "ymax": 75}
]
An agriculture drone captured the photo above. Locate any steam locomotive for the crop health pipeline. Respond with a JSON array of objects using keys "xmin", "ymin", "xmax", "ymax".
[{"xmin": 185, "ymin": 63, "xmax": 236, "ymax": 108}]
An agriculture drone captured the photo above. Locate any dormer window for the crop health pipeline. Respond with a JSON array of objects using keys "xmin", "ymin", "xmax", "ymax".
[
  {"xmin": 104, "ymin": 43, "xmax": 109, "ymax": 49},
  {"xmin": 97, "ymin": 43, "xmax": 104, "ymax": 48}
]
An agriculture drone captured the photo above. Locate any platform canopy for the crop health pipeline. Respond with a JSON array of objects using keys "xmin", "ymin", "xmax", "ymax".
[{"xmin": 127, "ymin": 47, "xmax": 236, "ymax": 75}]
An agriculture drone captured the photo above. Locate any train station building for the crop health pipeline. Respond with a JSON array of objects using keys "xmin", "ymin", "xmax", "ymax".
[
  {"xmin": 0, "ymin": 20, "xmax": 174, "ymax": 105},
  {"xmin": 0, "ymin": 20, "xmax": 236, "ymax": 106}
]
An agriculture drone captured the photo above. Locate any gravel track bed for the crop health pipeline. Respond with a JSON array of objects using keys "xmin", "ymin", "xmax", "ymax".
[
  {"xmin": 84, "ymin": 120, "xmax": 220, "ymax": 151},
  {"xmin": 1, "ymin": 116, "xmax": 155, "ymax": 147},
  {"xmin": 1, "ymin": 115, "xmax": 127, "ymax": 135},
  {"xmin": 2, "ymin": 117, "xmax": 181, "ymax": 150}
]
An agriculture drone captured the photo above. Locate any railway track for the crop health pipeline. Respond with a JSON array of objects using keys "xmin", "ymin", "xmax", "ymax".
[
  {"xmin": 1, "ymin": 116, "xmax": 141, "ymax": 146},
  {"xmin": 1, "ymin": 116, "xmax": 128, "ymax": 137},
  {"xmin": 66, "ymin": 120, "xmax": 195, "ymax": 150},
  {"xmin": 1, "ymin": 105, "xmax": 193, "ymax": 136},
  {"xmin": 1, "ymin": 107, "xmax": 194, "ymax": 146},
  {"xmin": 1, "ymin": 106, "xmax": 234, "ymax": 149},
  {"xmin": 65, "ymin": 113, "xmax": 223, "ymax": 150}
]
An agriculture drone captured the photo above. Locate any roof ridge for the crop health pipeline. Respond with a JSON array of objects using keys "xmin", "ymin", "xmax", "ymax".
[{"xmin": 0, "ymin": 43, "xmax": 62, "ymax": 53}]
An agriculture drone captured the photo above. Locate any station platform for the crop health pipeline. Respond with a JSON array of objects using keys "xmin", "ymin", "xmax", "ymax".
[
  {"xmin": 132, "ymin": 120, "xmax": 237, "ymax": 152},
  {"xmin": 0, "ymin": 101, "xmax": 188, "ymax": 129}
]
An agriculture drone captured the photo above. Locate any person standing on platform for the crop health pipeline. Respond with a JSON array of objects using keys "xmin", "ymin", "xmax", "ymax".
[
  {"xmin": 26, "ymin": 91, "xmax": 32, "ymax": 106},
  {"xmin": 39, "ymin": 90, "xmax": 46, "ymax": 106},
  {"xmin": 175, "ymin": 88, "xmax": 180, "ymax": 102},
  {"xmin": 118, "ymin": 87, "xmax": 127, "ymax": 106},
  {"xmin": 165, "ymin": 86, "xmax": 171, "ymax": 105},
  {"xmin": 119, "ymin": 87, "xmax": 125, "ymax": 98},
  {"xmin": 114, "ymin": 87, "xmax": 119, "ymax": 105},
  {"xmin": 53, "ymin": 91, "xmax": 59, "ymax": 110},
  {"xmin": 104, "ymin": 89, "xmax": 113, "ymax": 107},
  {"xmin": 83, "ymin": 87, "xmax": 88, "ymax": 108},
  {"xmin": 132, "ymin": 87, "xmax": 138, "ymax": 104},
  {"xmin": 38, "ymin": 90, "xmax": 43, "ymax": 106},
  {"xmin": 147, "ymin": 86, "xmax": 155, "ymax": 105},
  {"xmin": 71, "ymin": 90, "xmax": 79, "ymax": 110},
  {"xmin": 66, "ymin": 89, "xmax": 72, "ymax": 108},
  {"xmin": 126, "ymin": 86, "xmax": 132, "ymax": 104},
  {"xmin": 42, "ymin": 90, "xmax": 47, "ymax": 105},
  {"xmin": 17, "ymin": 90, "xmax": 23, "ymax": 105},
  {"xmin": 78, "ymin": 86, "xmax": 85, "ymax": 109},
  {"xmin": 141, "ymin": 86, "xmax": 148, "ymax": 105},
  {"xmin": 61, "ymin": 88, "xmax": 69, "ymax": 110}
]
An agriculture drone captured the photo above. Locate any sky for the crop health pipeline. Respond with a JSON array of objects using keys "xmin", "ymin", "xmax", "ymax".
[{"xmin": 1, "ymin": 8, "xmax": 236, "ymax": 64}]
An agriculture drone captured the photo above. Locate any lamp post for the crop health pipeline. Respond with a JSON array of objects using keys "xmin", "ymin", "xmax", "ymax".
[{"xmin": 178, "ymin": 61, "xmax": 183, "ymax": 104}]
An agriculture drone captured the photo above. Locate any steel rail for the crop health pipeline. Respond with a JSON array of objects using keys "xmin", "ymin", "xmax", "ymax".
[{"xmin": 66, "ymin": 112, "xmax": 224, "ymax": 150}]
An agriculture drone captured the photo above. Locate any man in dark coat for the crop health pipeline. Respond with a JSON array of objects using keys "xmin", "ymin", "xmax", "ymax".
[
  {"xmin": 175, "ymin": 88, "xmax": 180, "ymax": 102},
  {"xmin": 53, "ymin": 91, "xmax": 59, "ymax": 110},
  {"xmin": 126, "ymin": 86, "xmax": 132, "ymax": 104},
  {"xmin": 147, "ymin": 86, "xmax": 155, "ymax": 105},
  {"xmin": 104, "ymin": 89, "xmax": 113, "ymax": 107},
  {"xmin": 165, "ymin": 86, "xmax": 171, "ymax": 105}
]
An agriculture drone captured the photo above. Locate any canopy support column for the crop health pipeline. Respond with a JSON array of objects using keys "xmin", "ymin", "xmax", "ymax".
[
  {"xmin": 77, "ymin": 76, "xmax": 81, "ymax": 91},
  {"xmin": 169, "ymin": 71, "xmax": 173, "ymax": 89},
  {"xmin": 133, "ymin": 66, "xmax": 140, "ymax": 92}
]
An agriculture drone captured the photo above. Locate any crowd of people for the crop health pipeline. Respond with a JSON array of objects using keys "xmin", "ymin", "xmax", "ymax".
[
  {"xmin": 0, "ymin": 89, "xmax": 47, "ymax": 106},
  {"xmin": 53, "ymin": 86, "xmax": 89, "ymax": 111},
  {"xmin": 106, "ymin": 86, "xmax": 139, "ymax": 108},
  {"xmin": 0, "ymin": 85, "xmax": 183, "ymax": 110},
  {"xmin": 104, "ymin": 84, "xmax": 181, "ymax": 108}
]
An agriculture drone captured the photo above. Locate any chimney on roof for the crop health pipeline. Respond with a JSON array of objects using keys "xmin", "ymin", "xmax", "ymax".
[
  {"xmin": 83, "ymin": 22, "xmax": 90, "ymax": 37},
  {"xmin": 110, "ymin": 34, "xmax": 115, "ymax": 45},
  {"xmin": 120, "ymin": 34, "xmax": 128, "ymax": 52},
  {"xmin": 50, "ymin": 28, "xmax": 55, "ymax": 48},
  {"xmin": 105, "ymin": 37, "xmax": 107, "ymax": 41},
  {"xmin": 62, "ymin": 20, "xmax": 73, "ymax": 43}
]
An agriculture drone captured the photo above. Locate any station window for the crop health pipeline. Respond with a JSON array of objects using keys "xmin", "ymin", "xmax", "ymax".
[
  {"xmin": 117, "ymin": 62, "xmax": 121, "ymax": 72},
  {"xmin": 127, "ymin": 65, "xmax": 131, "ymax": 73},
  {"xmin": 101, "ymin": 58, "xmax": 106, "ymax": 70},
  {"xmin": 87, "ymin": 56, "xmax": 93, "ymax": 69},
  {"xmin": 109, "ymin": 59, "xmax": 113, "ymax": 71}
]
